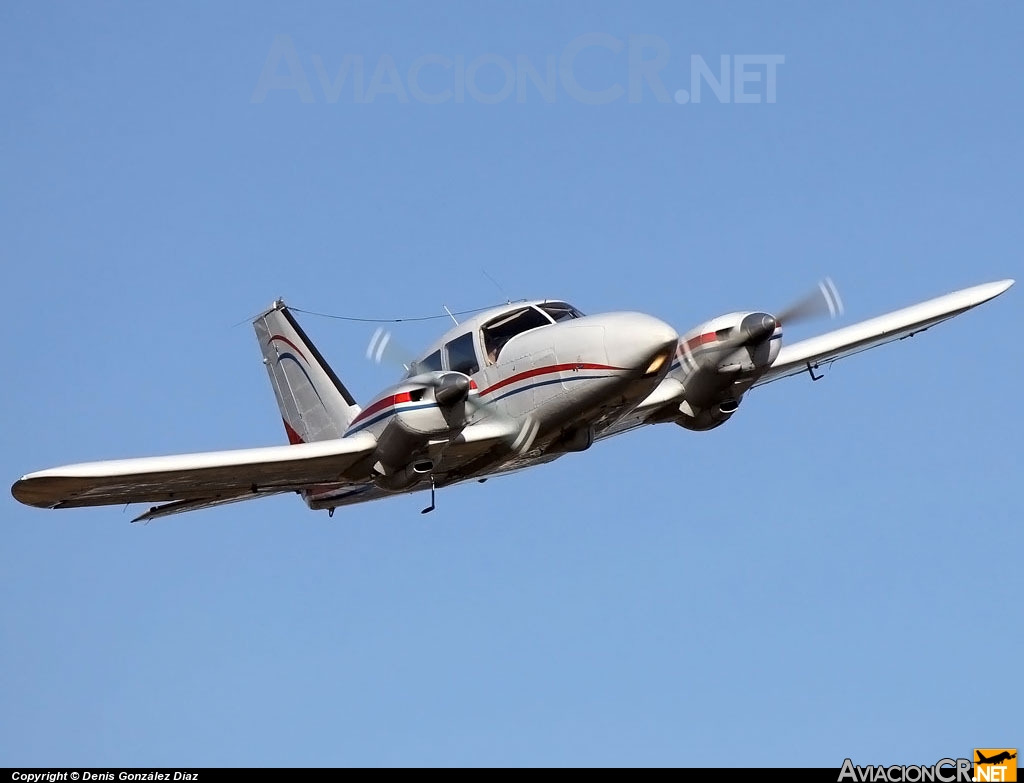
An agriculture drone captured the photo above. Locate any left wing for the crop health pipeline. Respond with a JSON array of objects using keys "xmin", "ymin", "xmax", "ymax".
[
  {"xmin": 597, "ymin": 278, "xmax": 1013, "ymax": 440},
  {"xmin": 11, "ymin": 433, "xmax": 378, "ymax": 511}
]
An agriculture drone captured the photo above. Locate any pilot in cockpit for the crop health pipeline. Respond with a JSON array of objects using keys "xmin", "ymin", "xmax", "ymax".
[{"xmin": 481, "ymin": 304, "xmax": 581, "ymax": 366}]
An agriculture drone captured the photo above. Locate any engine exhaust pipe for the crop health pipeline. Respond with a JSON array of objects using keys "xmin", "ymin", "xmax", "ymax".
[{"xmin": 375, "ymin": 460, "xmax": 434, "ymax": 491}]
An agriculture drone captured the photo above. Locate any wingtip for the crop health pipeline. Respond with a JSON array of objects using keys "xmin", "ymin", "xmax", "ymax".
[
  {"xmin": 11, "ymin": 476, "xmax": 49, "ymax": 508},
  {"xmin": 968, "ymin": 278, "xmax": 1015, "ymax": 304},
  {"xmin": 988, "ymin": 278, "xmax": 1015, "ymax": 298}
]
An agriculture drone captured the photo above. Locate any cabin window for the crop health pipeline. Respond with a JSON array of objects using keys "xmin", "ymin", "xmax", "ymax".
[
  {"xmin": 481, "ymin": 306, "xmax": 553, "ymax": 364},
  {"xmin": 538, "ymin": 302, "xmax": 584, "ymax": 322},
  {"xmin": 444, "ymin": 332, "xmax": 479, "ymax": 376},
  {"xmin": 411, "ymin": 350, "xmax": 442, "ymax": 375}
]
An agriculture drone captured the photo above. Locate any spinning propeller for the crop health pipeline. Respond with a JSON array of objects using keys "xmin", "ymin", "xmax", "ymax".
[
  {"xmin": 714, "ymin": 277, "xmax": 843, "ymax": 363},
  {"xmin": 776, "ymin": 277, "xmax": 844, "ymax": 324},
  {"xmin": 365, "ymin": 328, "xmax": 539, "ymax": 455}
]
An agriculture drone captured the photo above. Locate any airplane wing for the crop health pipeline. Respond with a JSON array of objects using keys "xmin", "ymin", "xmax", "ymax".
[
  {"xmin": 596, "ymin": 278, "xmax": 1013, "ymax": 441},
  {"xmin": 753, "ymin": 279, "xmax": 1014, "ymax": 387},
  {"xmin": 11, "ymin": 432, "xmax": 378, "ymax": 512}
]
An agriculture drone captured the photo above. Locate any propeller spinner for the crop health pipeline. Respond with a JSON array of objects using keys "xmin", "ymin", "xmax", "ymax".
[{"xmin": 715, "ymin": 277, "xmax": 844, "ymax": 363}]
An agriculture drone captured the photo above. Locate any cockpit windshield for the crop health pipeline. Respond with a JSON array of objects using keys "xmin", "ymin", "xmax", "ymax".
[
  {"xmin": 409, "ymin": 349, "xmax": 442, "ymax": 376},
  {"xmin": 482, "ymin": 306, "xmax": 554, "ymax": 364},
  {"xmin": 407, "ymin": 301, "xmax": 587, "ymax": 375},
  {"xmin": 538, "ymin": 302, "xmax": 585, "ymax": 322}
]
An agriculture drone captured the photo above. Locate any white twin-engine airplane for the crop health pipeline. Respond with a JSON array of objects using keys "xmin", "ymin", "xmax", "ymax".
[{"xmin": 11, "ymin": 278, "xmax": 1014, "ymax": 521}]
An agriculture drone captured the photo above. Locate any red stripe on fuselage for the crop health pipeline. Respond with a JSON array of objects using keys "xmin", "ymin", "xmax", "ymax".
[
  {"xmin": 269, "ymin": 334, "xmax": 309, "ymax": 363},
  {"xmin": 349, "ymin": 391, "xmax": 414, "ymax": 425},
  {"xmin": 683, "ymin": 331, "xmax": 718, "ymax": 352},
  {"xmin": 479, "ymin": 363, "xmax": 624, "ymax": 397},
  {"xmin": 350, "ymin": 364, "xmax": 623, "ymax": 427}
]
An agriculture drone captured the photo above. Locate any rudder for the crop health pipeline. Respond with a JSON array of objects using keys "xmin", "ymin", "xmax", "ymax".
[{"xmin": 253, "ymin": 300, "xmax": 361, "ymax": 443}]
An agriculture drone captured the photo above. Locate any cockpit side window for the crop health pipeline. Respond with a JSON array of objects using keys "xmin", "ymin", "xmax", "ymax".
[
  {"xmin": 539, "ymin": 302, "xmax": 584, "ymax": 322},
  {"xmin": 410, "ymin": 349, "xmax": 442, "ymax": 375},
  {"xmin": 481, "ymin": 306, "xmax": 553, "ymax": 364},
  {"xmin": 444, "ymin": 333, "xmax": 479, "ymax": 376}
]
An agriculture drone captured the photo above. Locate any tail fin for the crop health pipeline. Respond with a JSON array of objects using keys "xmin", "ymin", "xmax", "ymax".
[{"xmin": 253, "ymin": 300, "xmax": 361, "ymax": 443}]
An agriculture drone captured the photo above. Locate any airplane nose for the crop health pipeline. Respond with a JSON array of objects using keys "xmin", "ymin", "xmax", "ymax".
[{"xmin": 599, "ymin": 313, "xmax": 679, "ymax": 372}]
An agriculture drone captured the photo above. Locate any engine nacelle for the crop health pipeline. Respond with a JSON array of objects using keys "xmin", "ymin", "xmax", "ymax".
[
  {"xmin": 676, "ymin": 311, "xmax": 782, "ymax": 382},
  {"xmin": 374, "ymin": 459, "xmax": 434, "ymax": 491},
  {"xmin": 669, "ymin": 310, "xmax": 782, "ymax": 431},
  {"xmin": 674, "ymin": 398, "xmax": 740, "ymax": 432},
  {"xmin": 364, "ymin": 372, "xmax": 474, "ymax": 466},
  {"xmin": 549, "ymin": 425, "xmax": 595, "ymax": 454},
  {"xmin": 361, "ymin": 371, "xmax": 477, "ymax": 492}
]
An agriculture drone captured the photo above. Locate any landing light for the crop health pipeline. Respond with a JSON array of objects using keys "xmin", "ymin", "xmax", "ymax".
[{"xmin": 644, "ymin": 352, "xmax": 670, "ymax": 376}]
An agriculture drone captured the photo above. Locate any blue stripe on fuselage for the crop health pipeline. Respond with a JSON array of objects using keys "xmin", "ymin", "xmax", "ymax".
[
  {"xmin": 346, "ymin": 374, "xmax": 619, "ymax": 434},
  {"xmin": 487, "ymin": 373, "xmax": 618, "ymax": 403},
  {"xmin": 345, "ymin": 402, "xmax": 439, "ymax": 434}
]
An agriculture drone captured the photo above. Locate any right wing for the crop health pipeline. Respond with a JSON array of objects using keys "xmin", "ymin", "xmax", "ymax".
[
  {"xmin": 11, "ymin": 416, "xmax": 534, "ymax": 518},
  {"xmin": 11, "ymin": 432, "xmax": 378, "ymax": 511},
  {"xmin": 754, "ymin": 279, "xmax": 1014, "ymax": 387}
]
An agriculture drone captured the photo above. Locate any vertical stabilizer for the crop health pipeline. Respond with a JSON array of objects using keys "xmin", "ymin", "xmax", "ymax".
[{"xmin": 253, "ymin": 301, "xmax": 361, "ymax": 443}]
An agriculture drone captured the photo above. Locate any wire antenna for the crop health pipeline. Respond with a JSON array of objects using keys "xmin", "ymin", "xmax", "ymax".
[
  {"xmin": 285, "ymin": 301, "xmax": 506, "ymax": 324},
  {"xmin": 483, "ymin": 269, "xmax": 512, "ymax": 304}
]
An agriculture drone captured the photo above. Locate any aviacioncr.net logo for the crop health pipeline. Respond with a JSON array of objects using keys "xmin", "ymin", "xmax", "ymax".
[
  {"xmin": 974, "ymin": 750, "xmax": 1017, "ymax": 782},
  {"xmin": 839, "ymin": 758, "xmax": 974, "ymax": 783}
]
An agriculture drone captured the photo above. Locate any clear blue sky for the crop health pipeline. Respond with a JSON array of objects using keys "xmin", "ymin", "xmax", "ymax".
[{"xmin": 2, "ymin": 1, "xmax": 1021, "ymax": 767}]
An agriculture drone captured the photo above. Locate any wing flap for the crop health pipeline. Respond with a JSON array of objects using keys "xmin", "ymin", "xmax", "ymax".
[
  {"xmin": 12, "ymin": 433, "xmax": 377, "ymax": 510},
  {"xmin": 129, "ymin": 492, "xmax": 292, "ymax": 523},
  {"xmin": 756, "ymin": 279, "xmax": 1013, "ymax": 386}
]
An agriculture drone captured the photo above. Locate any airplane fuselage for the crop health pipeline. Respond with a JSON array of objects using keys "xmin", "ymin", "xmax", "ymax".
[{"xmin": 307, "ymin": 310, "xmax": 678, "ymax": 503}]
